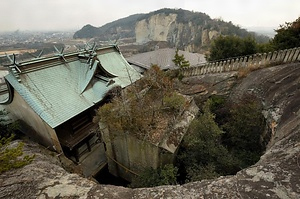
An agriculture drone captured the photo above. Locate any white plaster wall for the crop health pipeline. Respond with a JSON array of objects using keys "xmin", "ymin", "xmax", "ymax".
[{"xmin": 5, "ymin": 91, "xmax": 62, "ymax": 152}]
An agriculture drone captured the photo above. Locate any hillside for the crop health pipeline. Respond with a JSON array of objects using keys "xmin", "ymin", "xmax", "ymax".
[
  {"xmin": 74, "ymin": 13, "xmax": 144, "ymax": 40},
  {"xmin": 74, "ymin": 8, "xmax": 269, "ymax": 53}
]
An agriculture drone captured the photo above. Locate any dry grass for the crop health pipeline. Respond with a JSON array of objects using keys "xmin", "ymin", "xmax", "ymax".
[
  {"xmin": 237, "ymin": 64, "xmax": 260, "ymax": 78},
  {"xmin": 237, "ymin": 67, "xmax": 251, "ymax": 78}
]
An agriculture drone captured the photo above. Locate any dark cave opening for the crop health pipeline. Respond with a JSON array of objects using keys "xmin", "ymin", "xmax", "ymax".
[{"xmin": 94, "ymin": 164, "xmax": 130, "ymax": 187}]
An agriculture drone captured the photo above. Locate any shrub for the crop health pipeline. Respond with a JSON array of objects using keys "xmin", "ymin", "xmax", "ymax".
[
  {"xmin": 186, "ymin": 163, "xmax": 219, "ymax": 182},
  {"xmin": 177, "ymin": 72, "xmax": 184, "ymax": 81},
  {"xmin": 0, "ymin": 111, "xmax": 35, "ymax": 174},
  {"xmin": 209, "ymin": 95, "xmax": 226, "ymax": 113},
  {"xmin": 237, "ymin": 63, "xmax": 263, "ymax": 78},
  {"xmin": 222, "ymin": 94, "xmax": 266, "ymax": 154},
  {"xmin": 130, "ymin": 164, "xmax": 178, "ymax": 188},
  {"xmin": 0, "ymin": 142, "xmax": 35, "ymax": 174},
  {"xmin": 95, "ymin": 66, "xmax": 187, "ymax": 140},
  {"xmin": 237, "ymin": 67, "xmax": 251, "ymax": 78},
  {"xmin": 177, "ymin": 100, "xmax": 238, "ymax": 182},
  {"xmin": 170, "ymin": 70, "xmax": 185, "ymax": 81},
  {"xmin": 176, "ymin": 95, "xmax": 266, "ymax": 183},
  {"xmin": 162, "ymin": 93, "xmax": 186, "ymax": 113}
]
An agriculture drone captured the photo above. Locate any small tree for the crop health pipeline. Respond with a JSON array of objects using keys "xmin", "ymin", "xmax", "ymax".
[{"xmin": 172, "ymin": 49, "xmax": 190, "ymax": 68}]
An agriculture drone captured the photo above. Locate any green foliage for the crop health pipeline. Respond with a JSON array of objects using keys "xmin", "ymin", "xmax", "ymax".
[
  {"xmin": 177, "ymin": 100, "xmax": 239, "ymax": 182},
  {"xmin": 0, "ymin": 142, "xmax": 35, "ymax": 174},
  {"xmin": 176, "ymin": 95, "xmax": 266, "ymax": 183},
  {"xmin": 208, "ymin": 35, "xmax": 258, "ymax": 61},
  {"xmin": 177, "ymin": 73, "xmax": 184, "ymax": 81},
  {"xmin": 185, "ymin": 163, "xmax": 219, "ymax": 182},
  {"xmin": 257, "ymin": 42, "xmax": 275, "ymax": 53},
  {"xmin": 208, "ymin": 95, "xmax": 226, "ymax": 113},
  {"xmin": 248, "ymin": 17, "xmax": 300, "ymax": 53},
  {"xmin": 95, "ymin": 65, "xmax": 186, "ymax": 140},
  {"xmin": 0, "ymin": 111, "xmax": 34, "ymax": 174},
  {"xmin": 0, "ymin": 110, "xmax": 17, "ymax": 139},
  {"xmin": 139, "ymin": 65, "xmax": 173, "ymax": 92},
  {"xmin": 272, "ymin": 17, "xmax": 300, "ymax": 50},
  {"xmin": 215, "ymin": 95, "xmax": 266, "ymax": 167},
  {"xmin": 221, "ymin": 21, "xmax": 248, "ymax": 37},
  {"xmin": 207, "ymin": 16, "xmax": 300, "ymax": 61},
  {"xmin": 169, "ymin": 70, "xmax": 184, "ymax": 81},
  {"xmin": 162, "ymin": 93, "xmax": 185, "ymax": 113},
  {"xmin": 130, "ymin": 164, "xmax": 178, "ymax": 188},
  {"xmin": 172, "ymin": 49, "xmax": 190, "ymax": 68},
  {"xmin": 221, "ymin": 95, "xmax": 266, "ymax": 155}
]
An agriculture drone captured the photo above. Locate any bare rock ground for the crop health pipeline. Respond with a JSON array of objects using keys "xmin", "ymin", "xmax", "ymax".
[{"xmin": 1, "ymin": 63, "xmax": 300, "ymax": 198}]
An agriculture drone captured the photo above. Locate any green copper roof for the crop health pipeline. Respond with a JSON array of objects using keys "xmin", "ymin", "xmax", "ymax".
[{"xmin": 5, "ymin": 46, "xmax": 142, "ymax": 128}]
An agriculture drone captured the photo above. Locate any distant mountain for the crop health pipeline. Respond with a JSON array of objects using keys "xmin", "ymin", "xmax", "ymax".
[
  {"xmin": 74, "ymin": 8, "xmax": 269, "ymax": 53},
  {"xmin": 245, "ymin": 26, "xmax": 276, "ymax": 38},
  {"xmin": 74, "ymin": 13, "xmax": 144, "ymax": 40}
]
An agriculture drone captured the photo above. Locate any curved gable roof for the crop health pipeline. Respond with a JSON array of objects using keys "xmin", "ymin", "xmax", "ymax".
[{"xmin": 5, "ymin": 46, "xmax": 141, "ymax": 128}]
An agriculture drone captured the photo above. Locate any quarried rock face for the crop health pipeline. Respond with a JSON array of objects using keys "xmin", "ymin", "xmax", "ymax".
[
  {"xmin": 74, "ymin": 9, "xmax": 269, "ymax": 54},
  {"xmin": 134, "ymin": 12, "xmax": 220, "ymax": 51},
  {"xmin": 135, "ymin": 13, "xmax": 177, "ymax": 44}
]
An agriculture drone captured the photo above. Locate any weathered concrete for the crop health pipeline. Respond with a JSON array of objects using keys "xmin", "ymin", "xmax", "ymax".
[
  {"xmin": 1, "ymin": 63, "xmax": 300, "ymax": 198},
  {"xmin": 102, "ymin": 95, "xmax": 199, "ymax": 182},
  {"xmin": 5, "ymin": 91, "xmax": 62, "ymax": 153}
]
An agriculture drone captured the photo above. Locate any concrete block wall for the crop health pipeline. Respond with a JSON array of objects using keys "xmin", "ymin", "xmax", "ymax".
[{"xmin": 177, "ymin": 47, "xmax": 300, "ymax": 77}]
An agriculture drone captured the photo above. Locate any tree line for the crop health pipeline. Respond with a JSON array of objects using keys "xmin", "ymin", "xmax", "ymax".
[{"xmin": 207, "ymin": 17, "xmax": 300, "ymax": 61}]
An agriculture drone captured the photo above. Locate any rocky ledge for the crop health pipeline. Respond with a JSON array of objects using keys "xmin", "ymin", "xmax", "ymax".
[{"xmin": 1, "ymin": 63, "xmax": 300, "ymax": 198}]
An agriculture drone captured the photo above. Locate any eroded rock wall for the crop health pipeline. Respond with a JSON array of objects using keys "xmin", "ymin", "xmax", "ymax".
[
  {"xmin": 135, "ymin": 13, "xmax": 220, "ymax": 52},
  {"xmin": 135, "ymin": 13, "xmax": 177, "ymax": 43}
]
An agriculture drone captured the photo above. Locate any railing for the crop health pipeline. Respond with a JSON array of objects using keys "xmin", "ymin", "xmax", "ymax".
[{"xmin": 177, "ymin": 47, "xmax": 300, "ymax": 77}]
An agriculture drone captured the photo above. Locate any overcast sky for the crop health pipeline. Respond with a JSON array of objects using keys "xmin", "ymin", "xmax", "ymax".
[{"xmin": 0, "ymin": 0, "xmax": 299, "ymax": 32}]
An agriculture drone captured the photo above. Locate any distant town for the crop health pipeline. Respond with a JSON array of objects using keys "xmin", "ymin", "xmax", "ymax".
[
  {"xmin": 0, "ymin": 30, "xmax": 81, "ymax": 56},
  {"xmin": 0, "ymin": 30, "xmax": 76, "ymax": 44}
]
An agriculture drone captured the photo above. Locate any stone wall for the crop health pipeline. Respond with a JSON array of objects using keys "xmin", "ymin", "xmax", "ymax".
[{"xmin": 178, "ymin": 47, "xmax": 300, "ymax": 77}]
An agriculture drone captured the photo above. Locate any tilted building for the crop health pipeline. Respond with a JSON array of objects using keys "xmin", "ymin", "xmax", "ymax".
[{"xmin": 0, "ymin": 45, "xmax": 141, "ymax": 176}]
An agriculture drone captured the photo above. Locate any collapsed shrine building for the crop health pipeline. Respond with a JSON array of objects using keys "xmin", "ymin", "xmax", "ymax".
[
  {"xmin": 0, "ymin": 45, "xmax": 141, "ymax": 176},
  {"xmin": 0, "ymin": 46, "xmax": 199, "ymax": 180}
]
